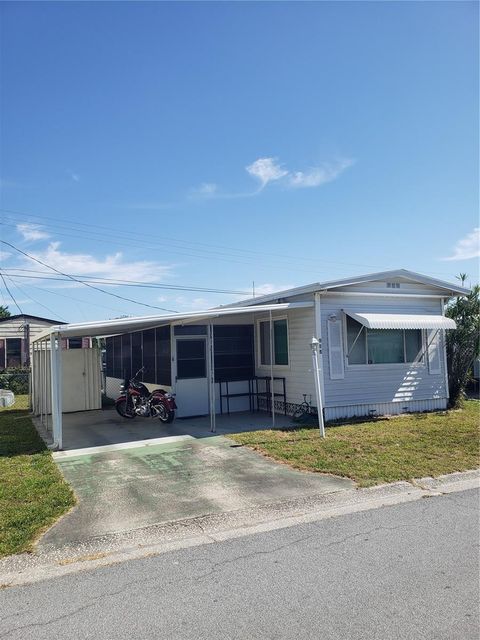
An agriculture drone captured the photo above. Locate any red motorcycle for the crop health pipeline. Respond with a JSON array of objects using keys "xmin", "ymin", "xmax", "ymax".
[{"xmin": 115, "ymin": 367, "xmax": 176, "ymax": 423}]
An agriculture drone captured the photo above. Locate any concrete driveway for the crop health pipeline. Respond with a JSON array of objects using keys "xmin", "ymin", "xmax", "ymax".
[{"xmin": 41, "ymin": 431, "xmax": 353, "ymax": 550}]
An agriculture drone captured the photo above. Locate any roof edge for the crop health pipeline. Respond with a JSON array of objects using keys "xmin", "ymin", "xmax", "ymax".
[{"xmin": 220, "ymin": 269, "xmax": 470, "ymax": 308}]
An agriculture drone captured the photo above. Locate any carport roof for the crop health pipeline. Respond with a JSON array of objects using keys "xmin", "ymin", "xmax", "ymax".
[{"xmin": 33, "ymin": 302, "xmax": 313, "ymax": 341}]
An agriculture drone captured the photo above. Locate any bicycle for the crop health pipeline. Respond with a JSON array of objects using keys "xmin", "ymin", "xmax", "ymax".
[{"xmin": 292, "ymin": 394, "xmax": 316, "ymax": 424}]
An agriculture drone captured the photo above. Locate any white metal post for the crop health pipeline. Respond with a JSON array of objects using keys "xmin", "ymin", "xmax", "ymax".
[
  {"xmin": 269, "ymin": 310, "xmax": 275, "ymax": 428},
  {"xmin": 311, "ymin": 337, "xmax": 325, "ymax": 438},
  {"xmin": 50, "ymin": 333, "xmax": 63, "ymax": 450},
  {"xmin": 208, "ymin": 324, "xmax": 216, "ymax": 433}
]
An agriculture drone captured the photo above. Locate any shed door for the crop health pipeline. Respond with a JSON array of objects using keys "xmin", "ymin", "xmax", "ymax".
[{"xmin": 174, "ymin": 338, "xmax": 209, "ymax": 417}]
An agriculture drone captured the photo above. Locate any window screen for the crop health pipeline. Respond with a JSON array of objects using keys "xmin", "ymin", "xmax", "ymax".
[
  {"xmin": 105, "ymin": 337, "xmax": 114, "ymax": 376},
  {"xmin": 131, "ymin": 331, "xmax": 142, "ymax": 378},
  {"xmin": 367, "ymin": 329, "xmax": 404, "ymax": 364},
  {"xmin": 214, "ymin": 325, "xmax": 254, "ymax": 381},
  {"xmin": 346, "ymin": 316, "xmax": 366, "ymax": 364},
  {"xmin": 156, "ymin": 326, "xmax": 171, "ymax": 385},
  {"xmin": 142, "ymin": 329, "xmax": 156, "ymax": 382},
  {"xmin": 405, "ymin": 330, "xmax": 423, "ymax": 362},
  {"xmin": 112, "ymin": 336, "xmax": 122, "ymax": 378},
  {"xmin": 121, "ymin": 334, "xmax": 132, "ymax": 380},
  {"xmin": 176, "ymin": 339, "xmax": 206, "ymax": 379}
]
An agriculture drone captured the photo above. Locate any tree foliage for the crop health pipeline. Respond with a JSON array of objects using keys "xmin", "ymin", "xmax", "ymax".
[
  {"xmin": 0, "ymin": 306, "xmax": 10, "ymax": 319},
  {"xmin": 445, "ymin": 282, "xmax": 480, "ymax": 407}
]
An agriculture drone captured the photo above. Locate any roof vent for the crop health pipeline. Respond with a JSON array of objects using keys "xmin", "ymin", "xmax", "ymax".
[{"xmin": 386, "ymin": 282, "xmax": 400, "ymax": 289}]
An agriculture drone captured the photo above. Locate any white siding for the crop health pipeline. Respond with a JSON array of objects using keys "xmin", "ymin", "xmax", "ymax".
[
  {"xmin": 0, "ymin": 318, "xmax": 60, "ymax": 341},
  {"xmin": 337, "ymin": 280, "xmax": 447, "ymax": 296},
  {"xmin": 324, "ymin": 398, "xmax": 447, "ymax": 421},
  {"xmin": 255, "ymin": 307, "xmax": 316, "ymax": 407},
  {"xmin": 321, "ymin": 294, "xmax": 447, "ymax": 410}
]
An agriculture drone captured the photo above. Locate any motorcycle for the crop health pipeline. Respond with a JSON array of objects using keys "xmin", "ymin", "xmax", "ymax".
[{"xmin": 115, "ymin": 367, "xmax": 176, "ymax": 423}]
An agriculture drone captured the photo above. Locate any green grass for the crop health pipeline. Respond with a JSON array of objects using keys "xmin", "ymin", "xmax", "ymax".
[
  {"xmin": 0, "ymin": 409, "xmax": 76, "ymax": 558},
  {"xmin": 230, "ymin": 401, "xmax": 480, "ymax": 487},
  {"xmin": 0, "ymin": 394, "xmax": 29, "ymax": 412}
]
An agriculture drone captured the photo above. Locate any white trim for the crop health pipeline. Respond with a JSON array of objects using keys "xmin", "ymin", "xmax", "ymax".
[
  {"xmin": 427, "ymin": 329, "xmax": 442, "ymax": 375},
  {"xmin": 324, "ymin": 292, "xmax": 451, "ymax": 299},
  {"xmin": 256, "ymin": 315, "xmax": 291, "ymax": 371},
  {"xmin": 441, "ymin": 298, "xmax": 450, "ymax": 399}
]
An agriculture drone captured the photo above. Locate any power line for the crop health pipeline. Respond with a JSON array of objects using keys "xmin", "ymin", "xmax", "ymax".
[
  {"xmin": 21, "ymin": 279, "xmax": 133, "ymax": 315},
  {"xmin": 3, "ymin": 274, "xmax": 68, "ymax": 322},
  {"xmin": 0, "ymin": 272, "xmax": 23, "ymax": 314},
  {"xmin": 0, "ymin": 240, "xmax": 178, "ymax": 314},
  {"xmin": 0, "ymin": 207, "xmax": 406, "ymax": 275},
  {"xmin": 0, "ymin": 268, "xmax": 250, "ymax": 294}
]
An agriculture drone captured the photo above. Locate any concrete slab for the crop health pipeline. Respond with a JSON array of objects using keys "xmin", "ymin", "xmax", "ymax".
[
  {"xmin": 40, "ymin": 434, "xmax": 353, "ymax": 549},
  {"xmin": 53, "ymin": 408, "xmax": 297, "ymax": 451}
]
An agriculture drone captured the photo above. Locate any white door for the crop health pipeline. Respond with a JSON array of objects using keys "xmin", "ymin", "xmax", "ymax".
[{"xmin": 174, "ymin": 337, "xmax": 209, "ymax": 417}]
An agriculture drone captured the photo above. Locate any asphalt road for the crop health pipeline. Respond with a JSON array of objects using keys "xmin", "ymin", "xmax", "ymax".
[{"xmin": 1, "ymin": 489, "xmax": 478, "ymax": 640}]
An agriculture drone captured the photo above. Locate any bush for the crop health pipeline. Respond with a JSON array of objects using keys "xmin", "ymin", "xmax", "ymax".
[{"xmin": 0, "ymin": 368, "xmax": 30, "ymax": 395}]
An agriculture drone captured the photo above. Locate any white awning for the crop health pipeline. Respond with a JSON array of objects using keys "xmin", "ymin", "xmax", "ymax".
[
  {"xmin": 33, "ymin": 302, "xmax": 313, "ymax": 341},
  {"xmin": 345, "ymin": 311, "xmax": 456, "ymax": 330}
]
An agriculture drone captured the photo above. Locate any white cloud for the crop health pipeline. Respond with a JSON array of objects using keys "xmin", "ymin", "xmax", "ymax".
[
  {"xmin": 67, "ymin": 170, "xmax": 80, "ymax": 182},
  {"xmin": 442, "ymin": 228, "xmax": 480, "ymax": 261},
  {"xmin": 24, "ymin": 241, "xmax": 172, "ymax": 284},
  {"xmin": 245, "ymin": 157, "xmax": 288, "ymax": 188},
  {"xmin": 174, "ymin": 295, "xmax": 212, "ymax": 310},
  {"xmin": 16, "ymin": 223, "xmax": 50, "ymax": 242},
  {"xmin": 288, "ymin": 158, "xmax": 355, "ymax": 188},
  {"xmin": 195, "ymin": 182, "xmax": 218, "ymax": 196},
  {"xmin": 253, "ymin": 283, "xmax": 294, "ymax": 296}
]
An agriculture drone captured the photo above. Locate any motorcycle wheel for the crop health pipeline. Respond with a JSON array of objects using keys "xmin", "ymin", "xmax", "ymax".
[
  {"xmin": 115, "ymin": 398, "xmax": 136, "ymax": 419},
  {"xmin": 152, "ymin": 402, "xmax": 175, "ymax": 423}
]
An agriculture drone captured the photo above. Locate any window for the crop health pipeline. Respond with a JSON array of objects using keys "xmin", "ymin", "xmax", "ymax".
[
  {"xmin": 346, "ymin": 316, "xmax": 423, "ymax": 365},
  {"xmin": 258, "ymin": 318, "xmax": 289, "ymax": 366},
  {"xmin": 6, "ymin": 338, "xmax": 22, "ymax": 368}
]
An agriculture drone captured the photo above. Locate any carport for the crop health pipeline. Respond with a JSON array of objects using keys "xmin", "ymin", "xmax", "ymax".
[{"xmin": 32, "ymin": 302, "xmax": 321, "ymax": 450}]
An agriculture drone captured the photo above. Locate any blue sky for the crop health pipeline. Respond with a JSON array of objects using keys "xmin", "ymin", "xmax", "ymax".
[{"xmin": 0, "ymin": 1, "xmax": 478, "ymax": 322}]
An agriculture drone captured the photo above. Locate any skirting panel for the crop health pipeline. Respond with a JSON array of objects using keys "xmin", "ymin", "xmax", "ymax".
[{"xmin": 324, "ymin": 397, "xmax": 447, "ymax": 421}]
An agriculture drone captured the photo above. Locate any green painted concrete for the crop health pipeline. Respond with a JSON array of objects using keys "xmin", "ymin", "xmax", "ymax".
[{"xmin": 41, "ymin": 436, "xmax": 353, "ymax": 548}]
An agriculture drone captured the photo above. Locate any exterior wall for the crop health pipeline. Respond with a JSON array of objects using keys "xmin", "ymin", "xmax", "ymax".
[
  {"xmin": 320, "ymin": 293, "xmax": 447, "ymax": 416},
  {"xmin": 254, "ymin": 306, "xmax": 316, "ymax": 408},
  {"xmin": 32, "ymin": 348, "xmax": 102, "ymax": 414},
  {"xmin": 0, "ymin": 317, "xmax": 58, "ymax": 341}
]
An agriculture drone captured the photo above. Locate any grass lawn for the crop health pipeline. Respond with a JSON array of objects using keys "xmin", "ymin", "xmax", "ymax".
[
  {"xmin": 230, "ymin": 401, "xmax": 480, "ymax": 488},
  {"xmin": 0, "ymin": 409, "xmax": 76, "ymax": 558}
]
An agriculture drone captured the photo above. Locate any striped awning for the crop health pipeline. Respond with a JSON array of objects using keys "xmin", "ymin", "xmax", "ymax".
[{"xmin": 345, "ymin": 311, "xmax": 456, "ymax": 330}]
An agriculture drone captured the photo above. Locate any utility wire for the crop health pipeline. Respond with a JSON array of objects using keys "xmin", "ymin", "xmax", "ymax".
[
  {"xmin": 0, "ymin": 208, "xmax": 401, "ymax": 274},
  {"xmin": 0, "ymin": 240, "xmax": 178, "ymax": 314},
  {"xmin": 0, "ymin": 268, "xmax": 250, "ymax": 294},
  {"xmin": 0, "ymin": 272, "xmax": 23, "ymax": 314},
  {"xmin": 3, "ymin": 274, "xmax": 68, "ymax": 322},
  {"xmin": 0, "ymin": 208, "xmax": 462, "ymax": 281},
  {"xmin": 19, "ymin": 279, "xmax": 132, "ymax": 315}
]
